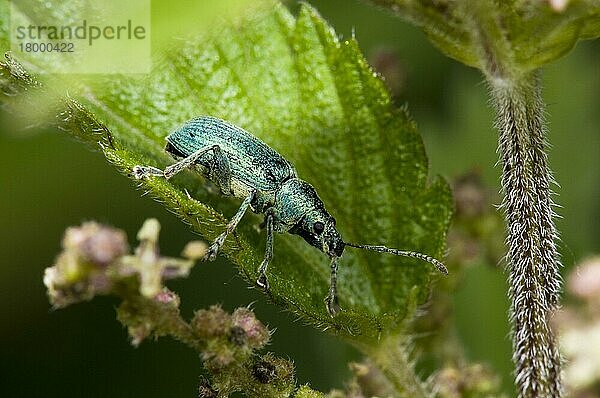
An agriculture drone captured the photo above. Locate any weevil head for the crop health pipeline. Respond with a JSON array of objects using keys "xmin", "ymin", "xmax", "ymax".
[
  {"xmin": 291, "ymin": 214, "xmax": 345, "ymax": 258},
  {"xmin": 278, "ymin": 179, "xmax": 345, "ymax": 258}
]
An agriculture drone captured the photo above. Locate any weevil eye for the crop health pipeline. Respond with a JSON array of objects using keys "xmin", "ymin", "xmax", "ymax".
[{"xmin": 314, "ymin": 221, "xmax": 325, "ymax": 234}]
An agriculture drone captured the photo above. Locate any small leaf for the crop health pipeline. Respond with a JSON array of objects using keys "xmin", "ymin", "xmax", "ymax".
[{"xmin": 1, "ymin": 3, "xmax": 452, "ymax": 343}]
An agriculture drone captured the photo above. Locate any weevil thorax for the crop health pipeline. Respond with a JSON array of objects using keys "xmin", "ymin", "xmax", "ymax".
[{"xmin": 274, "ymin": 178, "xmax": 345, "ymax": 258}]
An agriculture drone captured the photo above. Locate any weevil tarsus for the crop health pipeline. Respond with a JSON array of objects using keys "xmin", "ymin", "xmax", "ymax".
[{"xmin": 132, "ymin": 165, "xmax": 164, "ymax": 179}]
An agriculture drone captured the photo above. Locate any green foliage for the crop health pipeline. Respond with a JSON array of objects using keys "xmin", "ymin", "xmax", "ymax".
[
  {"xmin": 368, "ymin": 0, "xmax": 600, "ymax": 74},
  {"xmin": 0, "ymin": 3, "xmax": 451, "ymax": 344},
  {"xmin": 359, "ymin": 1, "xmax": 600, "ymax": 396}
]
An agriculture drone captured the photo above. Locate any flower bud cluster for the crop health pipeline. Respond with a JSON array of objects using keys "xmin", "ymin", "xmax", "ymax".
[
  {"xmin": 434, "ymin": 363, "xmax": 504, "ymax": 398},
  {"xmin": 44, "ymin": 219, "xmax": 205, "ymax": 307},
  {"xmin": 192, "ymin": 305, "xmax": 270, "ymax": 369},
  {"xmin": 44, "ymin": 221, "xmax": 128, "ymax": 307}
]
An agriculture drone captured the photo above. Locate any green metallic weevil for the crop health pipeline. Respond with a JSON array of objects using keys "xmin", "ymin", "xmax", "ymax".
[{"xmin": 133, "ymin": 116, "xmax": 447, "ymax": 316}]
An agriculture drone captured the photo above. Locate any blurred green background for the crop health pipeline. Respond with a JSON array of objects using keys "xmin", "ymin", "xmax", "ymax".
[{"xmin": 1, "ymin": 0, "xmax": 598, "ymax": 396}]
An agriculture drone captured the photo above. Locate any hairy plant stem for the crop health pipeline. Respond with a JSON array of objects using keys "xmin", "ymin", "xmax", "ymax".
[
  {"xmin": 490, "ymin": 71, "xmax": 563, "ymax": 398},
  {"xmin": 463, "ymin": 3, "xmax": 564, "ymax": 394},
  {"xmin": 358, "ymin": 335, "xmax": 430, "ymax": 398}
]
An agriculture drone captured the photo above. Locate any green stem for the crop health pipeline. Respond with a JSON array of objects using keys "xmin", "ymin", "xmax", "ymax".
[
  {"xmin": 463, "ymin": 5, "xmax": 564, "ymax": 395},
  {"xmin": 490, "ymin": 72, "xmax": 563, "ymax": 398},
  {"xmin": 359, "ymin": 335, "xmax": 430, "ymax": 398}
]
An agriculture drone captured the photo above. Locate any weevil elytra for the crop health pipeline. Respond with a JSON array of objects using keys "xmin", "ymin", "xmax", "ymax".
[{"xmin": 133, "ymin": 116, "xmax": 447, "ymax": 316}]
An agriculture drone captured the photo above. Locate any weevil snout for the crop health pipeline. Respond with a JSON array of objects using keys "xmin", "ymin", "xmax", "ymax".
[
  {"xmin": 329, "ymin": 239, "xmax": 345, "ymax": 258},
  {"xmin": 290, "ymin": 214, "xmax": 344, "ymax": 257},
  {"xmin": 323, "ymin": 220, "xmax": 345, "ymax": 258}
]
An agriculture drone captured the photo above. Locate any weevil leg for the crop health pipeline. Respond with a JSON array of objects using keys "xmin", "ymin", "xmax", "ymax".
[
  {"xmin": 163, "ymin": 145, "xmax": 223, "ymax": 179},
  {"xmin": 256, "ymin": 213, "xmax": 274, "ymax": 290},
  {"xmin": 324, "ymin": 257, "xmax": 341, "ymax": 316},
  {"xmin": 204, "ymin": 189, "xmax": 257, "ymax": 261},
  {"xmin": 132, "ymin": 145, "xmax": 228, "ymax": 182}
]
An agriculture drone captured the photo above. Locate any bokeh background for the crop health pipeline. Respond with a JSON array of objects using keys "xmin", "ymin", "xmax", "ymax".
[{"xmin": 1, "ymin": 0, "xmax": 598, "ymax": 396}]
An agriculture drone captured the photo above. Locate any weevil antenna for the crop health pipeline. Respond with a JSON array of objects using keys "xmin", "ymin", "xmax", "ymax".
[{"xmin": 345, "ymin": 242, "xmax": 448, "ymax": 275}]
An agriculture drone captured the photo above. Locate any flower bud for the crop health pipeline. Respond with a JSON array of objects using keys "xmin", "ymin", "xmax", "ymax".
[
  {"xmin": 64, "ymin": 221, "xmax": 128, "ymax": 267},
  {"xmin": 231, "ymin": 307, "xmax": 269, "ymax": 349},
  {"xmin": 192, "ymin": 305, "xmax": 232, "ymax": 339}
]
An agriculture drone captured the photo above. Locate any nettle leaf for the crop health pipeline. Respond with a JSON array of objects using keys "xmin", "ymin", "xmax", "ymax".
[
  {"xmin": 1, "ymin": 4, "xmax": 451, "ymax": 343},
  {"xmin": 368, "ymin": 0, "xmax": 600, "ymax": 72}
]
